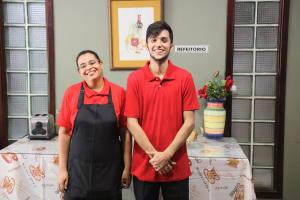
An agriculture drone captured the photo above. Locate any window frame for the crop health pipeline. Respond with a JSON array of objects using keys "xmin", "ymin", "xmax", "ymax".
[
  {"xmin": 225, "ymin": 0, "xmax": 290, "ymax": 198},
  {"xmin": 0, "ymin": 0, "xmax": 55, "ymax": 148}
]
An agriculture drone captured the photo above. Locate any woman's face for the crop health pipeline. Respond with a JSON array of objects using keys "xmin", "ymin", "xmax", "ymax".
[{"xmin": 77, "ymin": 53, "xmax": 103, "ymax": 82}]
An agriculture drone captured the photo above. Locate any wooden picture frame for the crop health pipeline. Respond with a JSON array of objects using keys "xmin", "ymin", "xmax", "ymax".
[{"xmin": 109, "ymin": 0, "xmax": 163, "ymax": 70}]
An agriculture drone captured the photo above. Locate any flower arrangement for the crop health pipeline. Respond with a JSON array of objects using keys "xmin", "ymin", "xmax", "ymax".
[{"xmin": 198, "ymin": 71, "xmax": 235, "ymax": 101}]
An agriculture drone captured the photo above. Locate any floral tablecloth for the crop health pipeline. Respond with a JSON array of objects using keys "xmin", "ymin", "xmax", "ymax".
[
  {"xmin": 187, "ymin": 137, "xmax": 256, "ymax": 200},
  {"xmin": 0, "ymin": 136, "xmax": 256, "ymax": 200},
  {"xmin": 0, "ymin": 137, "xmax": 61, "ymax": 200}
]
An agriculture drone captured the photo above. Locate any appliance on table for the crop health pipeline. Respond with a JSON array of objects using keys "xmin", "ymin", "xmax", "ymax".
[{"xmin": 29, "ymin": 114, "xmax": 56, "ymax": 139}]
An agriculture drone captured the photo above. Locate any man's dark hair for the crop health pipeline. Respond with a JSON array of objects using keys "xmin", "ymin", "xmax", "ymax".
[
  {"xmin": 76, "ymin": 50, "xmax": 101, "ymax": 67},
  {"xmin": 146, "ymin": 21, "xmax": 173, "ymax": 43}
]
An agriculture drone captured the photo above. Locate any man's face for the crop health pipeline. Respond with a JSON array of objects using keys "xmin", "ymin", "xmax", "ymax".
[
  {"xmin": 77, "ymin": 53, "xmax": 103, "ymax": 82},
  {"xmin": 146, "ymin": 30, "xmax": 172, "ymax": 63}
]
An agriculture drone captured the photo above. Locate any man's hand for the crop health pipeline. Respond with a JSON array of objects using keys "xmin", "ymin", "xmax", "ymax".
[
  {"xmin": 121, "ymin": 168, "xmax": 131, "ymax": 188},
  {"xmin": 147, "ymin": 151, "xmax": 176, "ymax": 174},
  {"xmin": 158, "ymin": 161, "xmax": 176, "ymax": 174}
]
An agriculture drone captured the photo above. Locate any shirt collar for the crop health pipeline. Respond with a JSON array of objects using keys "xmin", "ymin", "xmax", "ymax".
[
  {"xmin": 143, "ymin": 60, "xmax": 176, "ymax": 81},
  {"xmin": 83, "ymin": 77, "xmax": 109, "ymax": 97}
]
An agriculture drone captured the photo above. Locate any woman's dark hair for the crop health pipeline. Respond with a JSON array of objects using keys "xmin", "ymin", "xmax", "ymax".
[
  {"xmin": 76, "ymin": 50, "xmax": 101, "ymax": 67},
  {"xmin": 146, "ymin": 21, "xmax": 173, "ymax": 43}
]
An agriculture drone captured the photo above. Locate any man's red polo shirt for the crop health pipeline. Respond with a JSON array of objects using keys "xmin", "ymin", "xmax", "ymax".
[
  {"xmin": 125, "ymin": 60, "xmax": 199, "ymax": 182},
  {"xmin": 57, "ymin": 78, "xmax": 126, "ymax": 136}
]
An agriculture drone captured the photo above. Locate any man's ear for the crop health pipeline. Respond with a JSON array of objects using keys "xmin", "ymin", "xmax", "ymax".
[{"xmin": 170, "ymin": 43, "xmax": 174, "ymax": 51}]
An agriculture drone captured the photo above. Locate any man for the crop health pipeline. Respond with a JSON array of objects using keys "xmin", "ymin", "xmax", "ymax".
[{"xmin": 125, "ymin": 21, "xmax": 199, "ymax": 200}]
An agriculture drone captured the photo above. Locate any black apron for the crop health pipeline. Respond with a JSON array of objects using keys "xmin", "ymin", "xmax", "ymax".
[{"xmin": 64, "ymin": 84, "xmax": 123, "ymax": 200}]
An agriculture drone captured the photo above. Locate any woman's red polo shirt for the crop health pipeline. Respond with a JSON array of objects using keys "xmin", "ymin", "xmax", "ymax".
[
  {"xmin": 125, "ymin": 61, "xmax": 199, "ymax": 182},
  {"xmin": 57, "ymin": 78, "xmax": 126, "ymax": 135}
]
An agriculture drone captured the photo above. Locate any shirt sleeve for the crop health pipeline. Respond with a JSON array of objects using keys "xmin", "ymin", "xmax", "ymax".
[
  {"xmin": 57, "ymin": 89, "xmax": 72, "ymax": 133},
  {"xmin": 183, "ymin": 73, "xmax": 200, "ymax": 111},
  {"xmin": 124, "ymin": 73, "xmax": 140, "ymax": 118}
]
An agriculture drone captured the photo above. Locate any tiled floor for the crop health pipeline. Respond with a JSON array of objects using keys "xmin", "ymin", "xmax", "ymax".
[
  {"xmin": 122, "ymin": 187, "xmax": 135, "ymax": 200},
  {"xmin": 123, "ymin": 190, "xmax": 284, "ymax": 200},
  {"xmin": 123, "ymin": 190, "xmax": 283, "ymax": 200}
]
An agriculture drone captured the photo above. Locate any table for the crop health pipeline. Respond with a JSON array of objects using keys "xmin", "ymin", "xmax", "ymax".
[
  {"xmin": 0, "ymin": 137, "xmax": 61, "ymax": 200},
  {"xmin": 187, "ymin": 137, "xmax": 256, "ymax": 200},
  {"xmin": 0, "ymin": 136, "xmax": 256, "ymax": 200}
]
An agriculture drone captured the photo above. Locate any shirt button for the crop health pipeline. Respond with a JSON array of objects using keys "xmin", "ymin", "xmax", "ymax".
[
  {"xmin": 155, "ymin": 78, "xmax": 159, "ymax": 81},
  {"xmin": 158, "ymin": 85, "xmax": 162, "ymax": 88}
]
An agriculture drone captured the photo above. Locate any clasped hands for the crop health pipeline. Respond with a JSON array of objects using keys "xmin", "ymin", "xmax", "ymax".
[{"xmin": 147, "ymin": 151, "xmax": 176, "ymax": 174}]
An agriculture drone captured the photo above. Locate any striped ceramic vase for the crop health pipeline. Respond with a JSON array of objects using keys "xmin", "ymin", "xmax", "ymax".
[{"xmin": 204, "ymin": 100, "xmax": 226, "ymax": 139}]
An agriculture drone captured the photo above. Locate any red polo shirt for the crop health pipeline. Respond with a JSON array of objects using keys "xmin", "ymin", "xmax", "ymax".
[
  {"xmin": 57, "ymin": 78, "xmax": 126, "ymax": 135},
  {"xmin": 125, "ymin": 60, "xmax": 199, "ymax": 182}
]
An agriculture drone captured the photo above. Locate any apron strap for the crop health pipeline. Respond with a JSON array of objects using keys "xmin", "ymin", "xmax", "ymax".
[
  {"xmin": 78, "ymin": 84, "xmax": 112, "ymax": 108},
  {"xmin": 107, "ymin": 87, "xmax": 113, "ymax": 104},
  {"xmin": 77, "ymin": 84, "xmax": 85, "ymax": 109}
]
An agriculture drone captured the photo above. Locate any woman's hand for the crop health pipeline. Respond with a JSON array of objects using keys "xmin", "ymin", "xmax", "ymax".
[
  {"xmin": 58, "ymin": 127, "xmax": 71, "ymax": 193},
  {"xmin": 58, "ymin": 169, "xmax": 68, "ymax": 192},
  {"xmin": 121, "ymin": 169, "xmax": 131, "ymax": 189}
]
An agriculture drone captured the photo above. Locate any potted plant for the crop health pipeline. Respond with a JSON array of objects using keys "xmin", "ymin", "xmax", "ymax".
[{"xmin": 198, "ymin": 71, "xmax": 236, "ymax": 139}]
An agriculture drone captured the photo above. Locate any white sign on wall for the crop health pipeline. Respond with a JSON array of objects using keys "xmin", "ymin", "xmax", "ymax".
[{"xmin": 174, "ymin": 45, "xmax": 209, "ymax": 53}]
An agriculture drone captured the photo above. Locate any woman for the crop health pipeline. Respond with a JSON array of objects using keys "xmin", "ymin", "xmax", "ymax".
[{"xmin": 57, "ymin": 50, "xmax": 131, "ymax": 200}]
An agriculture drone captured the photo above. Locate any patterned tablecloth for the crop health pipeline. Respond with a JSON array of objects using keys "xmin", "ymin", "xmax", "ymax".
[
  {"xmin": 0, "ymin": 136, "xmax": 256, "ymax": 200},
  {"xmin": 0, "ymin": 137, "xmax": 61, "ymax": 200},
  {"xmin": 187, "ymin": 137, "xmax": 256, "ymax": 200}
]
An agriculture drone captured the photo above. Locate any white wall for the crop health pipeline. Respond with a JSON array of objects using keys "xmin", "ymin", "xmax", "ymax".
[{"xmin": 283, "ymin": 0, "xmax": 300, "ymax": 199}]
